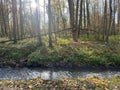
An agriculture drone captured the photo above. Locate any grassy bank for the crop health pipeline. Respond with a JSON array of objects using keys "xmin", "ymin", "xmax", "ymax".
[
  {"xmin": 0, "ymin": 77, "xmax": 120, "ymax": 90},
  {"xmin": 0, "ymin": 38, "xmax": 39, "ymax": 67},
  {"xmin": 0, "ymin": 36, "xmax": 120, "ymax": 68}
]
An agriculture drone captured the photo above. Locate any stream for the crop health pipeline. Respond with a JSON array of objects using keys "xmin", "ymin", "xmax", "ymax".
[{"xmin": 0, "ymin": 68, "xmax": 120, "ymax": 80}]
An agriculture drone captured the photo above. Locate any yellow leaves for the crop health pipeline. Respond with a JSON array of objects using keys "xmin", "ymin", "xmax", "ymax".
[
  {"xmin": 56, "ymin": 78, "xmax": 79, "ymax": 89},
  {"xmin": 86, "ymin": 77, "xmax": 107, "ymax": 87},
  {"xmin": 54, "ymin": 77, "xmax": 109, "ymax": 90},
  {"xmin": 78, "ymin": 78, "xmax": 85, "ymax": 81},
  {"xmin": 57, "ymin": 38, "xmax": 70, "ymax": 45},
  {"xmin": 0, "ymin": 77, "xmax": 110, "ymax": 90}
]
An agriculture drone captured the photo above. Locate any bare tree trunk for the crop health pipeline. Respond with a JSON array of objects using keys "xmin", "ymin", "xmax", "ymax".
[
  {"xmin": 118, "ymin": 0, "xmax": 120, "ymax": 33},
  {"xmin": 75, "ymin": 0, "xmax": 80, "ymax": 34},
  {"xmin": 86, "ymin": 0, "xmax": 90, "ymax": 38},
  {"xmin": 12, "ymin": 0, "xmax": 17, "ymax": 43},
  {"xmin": 48, "ymin": 0, "xmax": 53, "ymax": 48},
  {"xmin": 104, "ymin": 0, "xmax": 109, "ymax": 42},
  {"xmin": 68, "ymin": 0, "xmax": 78, "ymax": 42},
  {"xmin": 78, "ymin": 0, "xmax": 83, "ymax": 38},
  {"xmin": 58, "ymin": 0, "xmax": 66, "ymax": 30},
  {"xmin": 113, "ymin": 0, "xmax": 117, "ymax": 35},
  {"xmin": 109, "ymin": 0, "xmax": 112, "ymax": 36},
  {"xmin": 0, "ymin": 0, "xmax": 8, "ymax": 37},
  {"xmin": 35, "ymin": 0, "xmax": 42, "ymax": 46},
  {"xmin": 84, "ymin": 0, "xmax": 86, "ymax": 29},
  {"xmin": 19, "ymin": 0, "xmax": 24, "ymax": 39}
]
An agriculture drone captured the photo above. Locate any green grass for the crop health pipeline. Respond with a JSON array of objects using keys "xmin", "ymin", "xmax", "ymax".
[
  {"xmin": 0, "ymin": 36, "xmax": 120, "ymax": 67},
  {"xmin": 80, "ymin": 34, "xmax": 120, "ymax": 42},
  {"xmin": 28, "ymin": 40, "xmax": 120, "ymax": 67},
  {"xmin": 109, "ymin": 35, "xmax": 120, "ymax": 41},
  {"xmin": 0, "ymin": 38, "xmax": 38, "ymax": 61},
  {"xmin": 0, "ymin": 37, "xmax": 9, "ymax": 42}
]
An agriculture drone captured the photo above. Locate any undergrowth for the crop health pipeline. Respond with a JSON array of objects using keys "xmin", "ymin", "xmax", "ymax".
[{"xmin": 0, "ymin": 37, "xmax": 120, "ymax": 67}]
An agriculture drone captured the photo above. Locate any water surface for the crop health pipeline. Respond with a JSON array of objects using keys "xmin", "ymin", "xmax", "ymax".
[{"xmin": 0, "ymin": 68, "xmax": 120, "ymax": 80}]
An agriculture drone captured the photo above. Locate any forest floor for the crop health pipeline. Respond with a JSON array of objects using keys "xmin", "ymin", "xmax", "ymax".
[
  {"xmin": 0, "ymin": 36, "xmax": 120, "ymax": 68},
  {"xmin": 0, "ymin": 76, "xmax": 120, "ymax": 90},
  {"xmin": 0, "ymin": 36, "xmax": 120, "ymax": 90}
]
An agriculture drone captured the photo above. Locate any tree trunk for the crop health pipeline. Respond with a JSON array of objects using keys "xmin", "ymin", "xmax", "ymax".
[
  {"xmin": 19, "ymin": 0, "xmax": 24, "ymax": 39},
  {"xmin": 48, "ymin": 0, "xmax": 53, "ymax": 48},
  {"xmin": 68, "ymin": 0, "xmax": 78, "ymax": 42},
  {"xmin": 12, "ymin": 0, "xmax": 17, "ymax": 43},
  {"xmin": 35, "ymin": 0, "xmax": 42, "ymax": 46},
  {"xmin": 78, "ymin": 0, "xmax": 83, "ymax": 38}
]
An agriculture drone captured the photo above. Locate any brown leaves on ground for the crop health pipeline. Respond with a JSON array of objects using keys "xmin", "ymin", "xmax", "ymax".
[{"xmin": 0, "ymin": 77, "xmax": 109, "ymax": 90}]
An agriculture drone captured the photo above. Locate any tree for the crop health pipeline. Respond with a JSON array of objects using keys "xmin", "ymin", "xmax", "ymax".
[
  {"xmin": 103, "ymin": 0, "xmax": 109, "ymax": 42},
  {"xmin": 12, "ymin": 0, "xmax": 17, "ymax": 43},
  {"xmin": 19, "ymin": 0, "xmax": 24, "ymax": 39},
  {"xmin": 86, "ymin": 0, "xmax": 90, "ymax": 37},
  {"xmin": 75, "ymin": 0, "xmax": 80, "ymax": 35},
  {"xmin": 0, "ymin": 0, "xmax": 8, "ymax": 37},
  {"xmin": 35, "ymin": 0, "xmax": 42, "ymax": 46},
  {"xmin": 0, "ymin": 0, "xmax": 120, "ymax": 44},
  {"xmin": 68, "ymin": 0, "xmax": 78, "ymax": 42},
  {"xmin": 78, "ymin": 0, "xmax": 83, "ymax": 38},
  {"xmin": 118, "ymin": 0, "xmax": 120, "ymax": 33},
  {"xmin": 48, "ymin": 0, "xmax": 53, "ymax": 48}
]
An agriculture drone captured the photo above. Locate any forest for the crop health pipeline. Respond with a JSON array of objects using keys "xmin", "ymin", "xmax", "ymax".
[{"xmin": 0, "ymin": 0, "xmax": 120, "ymax": 90}]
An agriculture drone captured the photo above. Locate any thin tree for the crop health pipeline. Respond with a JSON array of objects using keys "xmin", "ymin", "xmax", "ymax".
[
  {"xmin": 19, "ymin": 0, "xmax": 24, "ymax": 39},
  {"xmin": 35, "ymin": 0, "xmax": 42, "ymax": 46},
  {"xmin": 75, "ymin": 0, "xmax": 80, "ymax": 34},
  {"xmin": 78, "ymin": 0, "xmax": 83, "ymax": 38},
  {"xmin": 68, "ymin": 0, "xmax": 78, "ymax": 42},
  {"xmin": 12, "ymin": 0, "xmax": 17, "ymax": 43},
  {"xmin": 48, "ymin": 0, "xmax": 53, "ymax": 48}
]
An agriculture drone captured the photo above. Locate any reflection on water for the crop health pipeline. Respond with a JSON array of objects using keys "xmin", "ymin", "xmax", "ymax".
[{"xmin": 0, "ymin": 68, "xmax": 120, "ymax": 80}]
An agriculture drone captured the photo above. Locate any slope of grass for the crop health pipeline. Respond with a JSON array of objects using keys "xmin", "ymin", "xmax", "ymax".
[
  {"xmin": 0, "ymin": 37, "xmax": 120, "ymax": 68},
  {"xmin": 28, "ymin": 40, "xmax": 120, "ymax": 67},
  {"xmin": 0, "ymin": 38, "xmax": 39, "ymax": 67}
]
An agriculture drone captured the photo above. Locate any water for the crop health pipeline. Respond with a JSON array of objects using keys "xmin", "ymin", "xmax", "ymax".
[{"xmin": 0, "ymin": 68, "xmax": 120, "ymax": 80}]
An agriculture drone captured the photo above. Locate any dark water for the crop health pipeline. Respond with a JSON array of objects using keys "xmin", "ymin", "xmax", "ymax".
[{"xmin": 0, "ymin": 68, "xmax": 120, "ymax": 80}]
